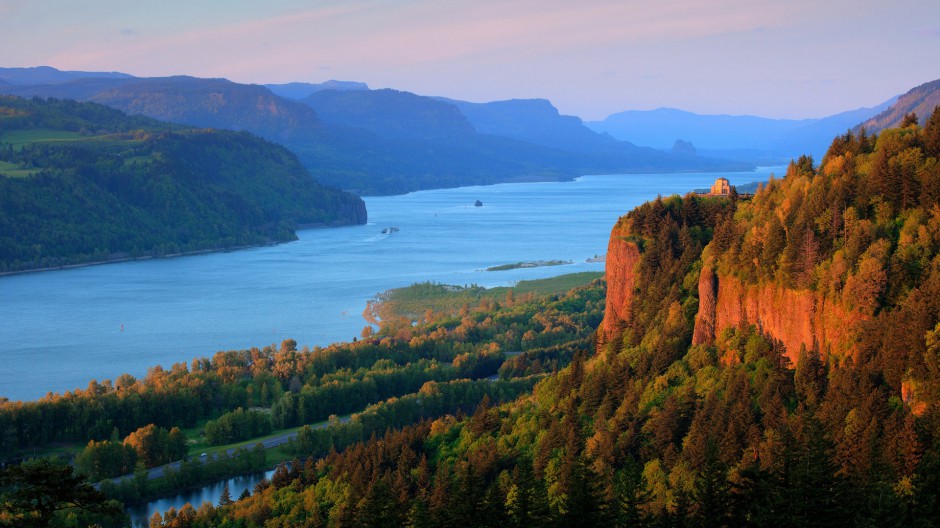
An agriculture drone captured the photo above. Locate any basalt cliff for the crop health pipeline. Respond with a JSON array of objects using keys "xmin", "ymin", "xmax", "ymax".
[
  {"xmin": 600, "ymin": 112, "xmax": 940, "ymax": 413},
  {"xmin": 689, "ymin": 258, "xmax": 863, "ymax": 365}
]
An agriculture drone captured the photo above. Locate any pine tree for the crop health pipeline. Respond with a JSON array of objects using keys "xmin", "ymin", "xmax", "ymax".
[
  {"xmin": 782, "ymin": 411, "xmax": 848, "ymax": 527},
  {"xmin": 924, "ymin": 105, "xmax": 940, "ymax": 158},
  {"xmin": 357, "ymin": 478, "xmax": 401, "ymax": 528},
  {"xmin": 694, "ymin": 441, "xmax": 731, "ymax": 528},
  {"xmin": 218, "ymin": 484, "xmax": 233, "ymax": 506},
  {"xmin": 505, "ymin": 460, "xmax": 549, "ymax": 527},
  {"xmin": 794, "ymin": 346, "xmax": 826, "ymax": 408},
  {"xmin": 615, "ymin": 460, "xmax": 651, "ymax": 528},
  {"xmin": 406, "ymin": 497, "xmax": 433, "ymax": 528},
  {"xmin": 270, "ymin": 463, "xmax": 291, "ymax": 488}
]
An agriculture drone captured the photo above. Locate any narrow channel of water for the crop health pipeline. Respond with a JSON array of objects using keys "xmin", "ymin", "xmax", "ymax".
[{"xmin": 125, "ymin": 469, "xmax": 275, "ymax": 527}]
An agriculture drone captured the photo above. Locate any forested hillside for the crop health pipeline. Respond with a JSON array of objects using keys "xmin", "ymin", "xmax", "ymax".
[
  {"xmin": 0, "ymin": 274, "xmax": 604, "ymax": 526},
  {"xmin": 158, "ymin": 111, "xmax": 940, "ymax": 527},
  {"xmin": 6, "ymin": 108, "xmax": 940, "ymax": 527},
  {"xmin": 0, "ymin": 96, "xmax": 366, "ymax": 273},
  {"xmin": 858, "ymin": 79, "xmax": 940, "ymax": 133}
]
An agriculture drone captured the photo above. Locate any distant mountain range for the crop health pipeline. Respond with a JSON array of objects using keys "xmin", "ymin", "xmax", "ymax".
[
  {"xmin": 0, "ymin": 67, "xmax": 750, "ymax": 195},
  {"xmin": 439, "ymin": 97, "xmax": 624, "ymax": 153},
  {"xmin": 586, "ymin": 98, "xmax": 897, "ymax": 163},
  {"xmin": 4, "ymin": 66, "xmax": 932, "ymax": 195},
  {"xmin": 306, "ymin": 89, "xmax": 478, "ymax": 142},
  {"xmin": 265, "ymin": 80, "xmax": 369, "ymax": 100},
  {"xmin": 0, "ymin": 65, "xmax": 133, "ymax": 85}
]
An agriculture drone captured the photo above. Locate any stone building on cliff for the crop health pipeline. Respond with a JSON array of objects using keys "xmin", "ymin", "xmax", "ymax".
[{"xmin": 710, "ymin": 177, "xmax": 731, "ymax": 196}]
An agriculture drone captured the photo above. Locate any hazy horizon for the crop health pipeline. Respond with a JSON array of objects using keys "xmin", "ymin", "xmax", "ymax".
[{"xmin": 2, "ymin": 0, "xmax": 938, "ymax": 121}]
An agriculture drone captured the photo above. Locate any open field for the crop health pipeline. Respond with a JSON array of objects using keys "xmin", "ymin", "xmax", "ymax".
[
  {"xmin": 0, "ymin": 159, "xmax": 38, "ymax": 177},
  {"xmin": 1, "ymin": 128, "xmax": 87, "ymax": 147},
  {"xmin": 375, "ymin": 271, "xmax": 604, "ymax": 320}
]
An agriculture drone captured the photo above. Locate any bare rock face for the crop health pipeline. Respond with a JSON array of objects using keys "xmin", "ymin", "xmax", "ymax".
[
  {"xmin": 601, "ymin": 219, "xmax": 869, "ymax": 367},
  {"xmin": 691, "ymin": 262, "xmax": 864, "ymax": 365},
  {"xmin": 598, "ymin": 220, "xmax": 640, "ymax": 351}
]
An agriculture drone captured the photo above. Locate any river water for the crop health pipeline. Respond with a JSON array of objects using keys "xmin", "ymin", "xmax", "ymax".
[
  {"xmin": 125, "ymin": 468, "xmax": 275, "ymax": 527},
  {"xmin": 0, "ymin": 169, "xmax": 779, "ymax": 402}
]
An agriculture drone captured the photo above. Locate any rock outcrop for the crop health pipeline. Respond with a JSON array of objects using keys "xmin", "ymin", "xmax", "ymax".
[
  {"xmin": 691, "ymin": 260, "xmax": 863, "ymax": 365},
  {"xmin": 601, "ymin": 222, "xmax": 867, "ymax": 366},
  {"xmin": 598, "ymin": 220, "xmax": 641, "ymax": 351}
]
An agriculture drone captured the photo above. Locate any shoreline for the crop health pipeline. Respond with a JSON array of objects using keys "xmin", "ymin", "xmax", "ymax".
[
  {"xmin": 0, "ymin": 222, "xmax": 358, "ymax": 278},
  {"xmin": 0, "ymin": 243, "xmax": 286, "ymax": 278},
  {"xmin": 2, "ymin": 167, "xmax": 769, "ymax": 277}
]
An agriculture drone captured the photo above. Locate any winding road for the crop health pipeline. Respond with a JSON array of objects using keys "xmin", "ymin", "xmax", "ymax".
[
  {"xmin": 103, "ymin": 354, "xmax": 523, "ymax": 486},
  {"xmin": 104, "ymin": 414, "xmax": 351, "ymax": 485}
]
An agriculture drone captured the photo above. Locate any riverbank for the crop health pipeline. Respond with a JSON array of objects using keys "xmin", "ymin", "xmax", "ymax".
[
  {"xmin": 0, "ymin": 222, "xmax": 361, "ymax": 278},
  {"xmin": 0, "ymin": 244, "xmax": 278, "ymax": 277}
]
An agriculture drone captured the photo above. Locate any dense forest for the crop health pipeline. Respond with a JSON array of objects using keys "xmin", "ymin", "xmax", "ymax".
[
  {"xmin": 128, "ymin": 111, "xmax": 940, "ymax": 527},
  {"xmin": 0, "ymin": 96, "xmax": 366, "ymax": 272},
  {"xmin": 4, "ymin": 113, "xmax": 940, "ymax": 527},
  {"xmin": 0, "ymin": 274, "xmax": 604, "ymax": 526}
]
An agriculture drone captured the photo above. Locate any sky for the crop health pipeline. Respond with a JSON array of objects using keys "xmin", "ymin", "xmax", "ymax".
[{"xmin": 1, "ymin": 0, "xmax": 938, "ymax": 121}]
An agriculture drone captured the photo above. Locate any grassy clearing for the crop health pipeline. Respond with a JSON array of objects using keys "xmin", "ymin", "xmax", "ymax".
[
  {"xmin": 0, "ymin": 160, "xmax": 38, "ymax": 177},
  {"xmin": 27, "ymin": 442, "xmax": 83, "ymax": 460},
  {"xmin": 122, "ymin": 155, "xmax": 154, "ymax": 167},
  {"xmin": 184, "ymin": 416, "xmax": 338, "ymax": 459},
  {"xmin": 378, "ymin": 271, "xmax": 604, "ymax": 320},
  {"xmin": 1, "ymin": 128, "xmax": 144, "ymax": 152},
  {"xmin": 508, "ymin": 272, "xmax": 604, "ymax": 295},
  {"xmin": 1, "ymin": 128, "xmax": 86, "ymax": 147}
]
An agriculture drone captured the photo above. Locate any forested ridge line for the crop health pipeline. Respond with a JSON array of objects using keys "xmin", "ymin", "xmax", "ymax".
[{"xmin": 0, "ymin": 95, "xmax": 366, "ymax": 273}]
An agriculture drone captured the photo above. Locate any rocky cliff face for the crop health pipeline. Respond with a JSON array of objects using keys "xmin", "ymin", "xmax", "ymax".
[
  {"xmin": 598, "ymin": 220, "xmax": 641, "ymax": 351},
  {"xmin": 602, "ymin": 225, "xmax": 866, "ymax": 366},
  {"xmin": 690, "ymin": 260, "xmax": 863, "ymax": 365}
]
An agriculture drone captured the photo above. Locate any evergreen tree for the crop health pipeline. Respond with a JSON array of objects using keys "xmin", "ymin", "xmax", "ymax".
[
  {"xmin": 693, "ymin": 441, "xmax": 731, "ymax": 528},
  {"xmin": 924, "ymin": 106, "xmax": 940, "ymax": 158},
  {"xmin": 218, "ymin": 484, "xmax": 233, "ymax": 506},
  {"xmin": 615, "ymin": 461, "xmax": 652, "ymax": 528},
  {"xmin": 0, "ymin": 458, "xmax": 123, "ymax": 528}
]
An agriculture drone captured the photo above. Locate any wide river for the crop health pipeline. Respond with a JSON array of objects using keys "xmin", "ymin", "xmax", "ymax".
[{"xmin": 0, "ymin": 168, "xmax": 779, "ymax": 401}]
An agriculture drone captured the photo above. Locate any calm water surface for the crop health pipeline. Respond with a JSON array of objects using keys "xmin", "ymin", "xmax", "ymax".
[
  {"xmin": 125, "ymin": 469, "xmax": 274, "ymax": 527},
  {"xmin": 0, "ymin": 169, "xmax": 778, "ymax": 401}
]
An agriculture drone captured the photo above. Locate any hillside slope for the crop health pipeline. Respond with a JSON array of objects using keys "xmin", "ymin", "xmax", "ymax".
[
  {"xmin": 857, "ymin": 79, "xmax": 940, "ymax": 133},
  {"xmin": 176, "ymin": 114, "xmax": 940, "ymax": 526},
  {"xmin": 445, "ymin": 97, "xmax": 628, "ymax": 152},
  {"xmin": 305, "ymin": 88, "xmax": 478, "ymax": 143},
  {"xmin": 0, "ymin": 96, "xmax": 366, "ymax": 272},
  {"xmin": 306, "ymin": 89, "xmax": 751, "ymax": 176},
  {"xmin": 265, "ymin": 80, "xmax": 369, "ymax": 100},
  {"xmin": 89, "ymin": 76, "xmax": 325, "ymax": 143}
]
